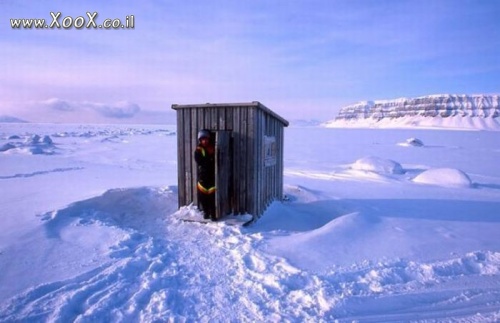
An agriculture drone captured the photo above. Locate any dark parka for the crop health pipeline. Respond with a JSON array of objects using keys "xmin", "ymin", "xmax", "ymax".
[{"xmin": 194, "ymin": 145, "xmax": 215, "ymax": 192}]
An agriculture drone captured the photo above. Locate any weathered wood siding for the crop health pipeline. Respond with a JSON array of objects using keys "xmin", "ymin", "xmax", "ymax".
[
  {"xmin": 252, "ymin": 109, "xmax": 286, "ymax": 220},
  {"xmin": 172, "ymin": 102, "xmax": 288, "ymax": 218}
]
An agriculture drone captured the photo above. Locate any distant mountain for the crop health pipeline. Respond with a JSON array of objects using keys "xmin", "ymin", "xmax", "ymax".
[
  {"xmin": 0, "ymin": 115, "xmax": 29, "ymax": 123},
  {"xmin": 323, "ymin": 94, "xmax": 500, "ymax": 130},
  {"xmin": 288, "ymin": 119, "xmax": 322, "ymax": 127}
]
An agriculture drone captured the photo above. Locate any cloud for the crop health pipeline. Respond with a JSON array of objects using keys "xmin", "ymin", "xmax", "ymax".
[
  {"xmin": 0, "ymin": 98, "xmax": 146, "ymax": 123},
  {"xmin": 92, "ymin": 102, "xmax": 141, "ymax": 119},
  {"xmin": 43, "ymin": 98, "xmax": 74, "ymax": 112},
  {"xmin": 41, "ymin": 98, "xmax": 141, "ymax": 119}
]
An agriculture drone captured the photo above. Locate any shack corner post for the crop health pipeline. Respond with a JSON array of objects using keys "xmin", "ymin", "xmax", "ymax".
[{"xmin": 171, "ymin": 102, "xmax": 289, "ymax": 224}]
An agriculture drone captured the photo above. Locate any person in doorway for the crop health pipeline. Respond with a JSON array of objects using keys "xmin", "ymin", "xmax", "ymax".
[{"xmin": 194, "ymin": 129, "xmax": 216, "ymax": 220}]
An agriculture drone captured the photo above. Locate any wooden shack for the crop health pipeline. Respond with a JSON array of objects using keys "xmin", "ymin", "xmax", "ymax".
[{"xmin": 171, "ymin": 101, "xmax": 289, "ymax": 222}]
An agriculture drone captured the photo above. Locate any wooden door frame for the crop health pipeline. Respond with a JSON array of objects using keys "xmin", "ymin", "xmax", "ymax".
[{"xmin": 215, "ymin": 130, "xmax": 232, "ymax": 219}]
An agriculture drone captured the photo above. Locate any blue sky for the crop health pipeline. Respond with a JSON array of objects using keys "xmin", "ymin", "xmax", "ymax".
[{"xmin": 1, "ymin": 0, "xmax": 499, "ymax": 123}]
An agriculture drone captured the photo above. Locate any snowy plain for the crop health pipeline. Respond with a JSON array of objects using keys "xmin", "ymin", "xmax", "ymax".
[{"xmin": 0, "ymin": 121, "xmax": 499, "ymax": 322}]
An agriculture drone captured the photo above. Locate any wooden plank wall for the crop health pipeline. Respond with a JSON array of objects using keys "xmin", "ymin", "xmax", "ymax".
[
  {"xmin": 255, "ymin": 110, "xmax": 285, "ymax": 219},
  {"xmin": 175, "ymin": 103, "xmax": 286, "ymax": 219},
  {"xmin": 253, "ymin": 107, "xmax": 285, "ymax": 220}
]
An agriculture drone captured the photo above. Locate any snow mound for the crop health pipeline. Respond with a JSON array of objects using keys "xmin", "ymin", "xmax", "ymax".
[
  {"xmin": 41, "ymin": 186, "xmax": 178, "ymax": 237},
  {"xmin": 1, "ymin": 134, "xmax": 56, "ymax": 155},
  {"xmin": 413, "ymin": 168, "xmax": 473, "ymax": 188},
  {"xmin": 283, "ymin": 184, "xmax": 325, "ymax": 203},
  {"xmin": 398, "ymin": 137, "xmax": 424, "ymax": 147},
  {"xmin": 0, "ymin": 143, "xmax": 16, "ymax": 152},
  {"xmin": 254, "ymin": 186, "xmax": 340, "ymax": 232},
  {"xmin": 268, "ymin": 212, "xmax": 381, "ymax": 270},
  {"xmin": 352, "ymin": 156, "xmax": 404, "ymax": 174}
]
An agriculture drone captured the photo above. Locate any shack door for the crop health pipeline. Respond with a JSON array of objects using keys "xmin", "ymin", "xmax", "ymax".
[{"xmin": 215, "ymin": 131, "xmax": 231, "ymax": 219}]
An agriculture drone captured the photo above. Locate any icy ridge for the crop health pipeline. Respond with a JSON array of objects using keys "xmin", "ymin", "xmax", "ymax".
[{"xmin": 332, "ymin": 94, "xmax": 500, "ymax": 121}]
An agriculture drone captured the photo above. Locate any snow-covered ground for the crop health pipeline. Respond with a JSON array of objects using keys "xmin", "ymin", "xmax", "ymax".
[{"xmin": 1, "ymin": 123, "xmax": 499, "ymax": 322}]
